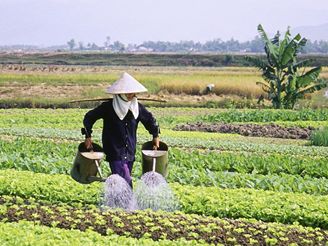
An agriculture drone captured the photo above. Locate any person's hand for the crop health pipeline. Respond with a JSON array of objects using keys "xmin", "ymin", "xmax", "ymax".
[
  {"xmin": 85, "ymin": 137, "xmax": 93, "ymax": 150},
  {"xmin": 152, "ymin": 137, "xmax": 160, "ymax": 150}
]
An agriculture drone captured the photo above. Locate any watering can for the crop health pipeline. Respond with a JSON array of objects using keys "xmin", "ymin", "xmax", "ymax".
[
  {"xmin": 141, "ymin": 141, "xmax": 169, "ymax": 178},
  {"xmin": 70, "ymin": 142, "xmax": 106, "ymax": 184}
]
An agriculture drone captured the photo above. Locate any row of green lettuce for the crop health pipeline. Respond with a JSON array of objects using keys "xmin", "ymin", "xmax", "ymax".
[
  {"xmin": 1, "ymin": 129, "xmax": 327, "ymax": 157},
  {"xmin": 1, "ymin": 195, "xmax": 327, "ymax": 245},
  {"xmin": 1, "ymin": 169, "xmax": 328, "ymax": 229},
  {"xmin": 200, "ymin": 108, "xmax": 328, "ymax": 123},
  {"xmin": 1, "ymin": 137, "xmax": 328, "ymax": 195},
  {"xmin": 2, "ymin": 106, "xmax": 328, "ymax": 146},
  {"xmin": 1, "ymin": 108, "xmax": 328, "ymax": 129},
  {"xmin": 2, "ymin": 136, "xmax": 327, "ymax": 176},
  {"xmin": 0, "ymin": 221, "xmax": 203, "ymax": 246}
]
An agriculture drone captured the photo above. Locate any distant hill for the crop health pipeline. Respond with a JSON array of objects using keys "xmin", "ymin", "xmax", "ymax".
[{"xmin": 292, "ymin": 23, "xmax": 328, "ymax": 41}]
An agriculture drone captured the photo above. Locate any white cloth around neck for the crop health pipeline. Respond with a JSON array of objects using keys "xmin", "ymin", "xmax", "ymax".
[{"xmin": 112, "ymin": 94, "xmax": 139, "ymax": 120}]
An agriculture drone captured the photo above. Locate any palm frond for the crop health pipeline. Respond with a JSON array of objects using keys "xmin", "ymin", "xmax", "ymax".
[
  {"xmin": 257, "ymin": 24, "xmax": 270, "ymax": 43},
  {"xmin": 297, "ymin": 66, "xmax": 322, "ymax": 87},
  {"xmin": 296, "ymin": 82, "xmax": 327, "ymax": 96},
  {"xmin": 256, "ymin": 81, "xmax": 271, "ymax": 93},
  {"xmin": 280, "ymin": 34, "xmax": 303, "ymax": 66},
  {"xmin": 296, "ymin": 37, "xmax": 307, "ymax": 53},
  {"xmin": 263, "ymin": 68, "xmax": 277, "ymax": 81},
  {"xmin": 292, "ymin": 59, "xmax": 311, "ymax": 70},
  {"xmin": 258, "ymin": 24, "xmax": 279, "ymax": 65}
]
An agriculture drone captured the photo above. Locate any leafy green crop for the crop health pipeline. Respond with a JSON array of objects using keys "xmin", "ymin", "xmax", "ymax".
[
  {"xmin": 201, "ymin": 109, "xmax": 328, "ymax": 123},
  {"xmin": 1, "ymin": 169, "xmax": 328, "ymax": 229},
  {"xmin": 1, "ymin": 137, "xmax": 328, "ymax": 196},
  {"xmin": 1, "ymin": 195, "xmax": 327, "ymax": 245},
  {"xmin": 0, "ymin": 221, "xmax": 200, "ymax": 246}
]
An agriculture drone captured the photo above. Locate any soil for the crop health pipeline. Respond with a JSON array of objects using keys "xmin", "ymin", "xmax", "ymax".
[
  {"xmin": 1, "ymin": 196, "xmax": 327, "ymax": 245},
  {"xmin": 174, "ymin": 122, "xmax": 314, "ymax": 139},
  {"xmin": 0, "ymin": 82, "xmax": 239, "ymax": 105},
  {"xmin": 0, "ymin": 83, "xmax": 107, "ymax": 99}
]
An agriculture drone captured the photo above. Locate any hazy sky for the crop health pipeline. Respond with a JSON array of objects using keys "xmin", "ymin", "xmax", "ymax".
[{"xmin": 1, "ymin": 0, "xmax": 328, "ymax": 46}]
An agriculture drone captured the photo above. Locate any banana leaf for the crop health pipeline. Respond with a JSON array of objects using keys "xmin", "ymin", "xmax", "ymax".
[{"xmin": 297, "ymin": 67, "xmax": 322, "ymax": 88}]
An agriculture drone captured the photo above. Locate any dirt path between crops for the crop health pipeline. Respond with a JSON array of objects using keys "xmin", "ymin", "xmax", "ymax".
[{"xmin": 174, "ymin": 122, "xmax": 314, "ymax": 139}]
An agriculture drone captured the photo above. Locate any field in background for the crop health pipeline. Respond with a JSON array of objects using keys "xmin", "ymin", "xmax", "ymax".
[{"xmin": 1, "ymin": 65, "xmax": 327, "ymax": 108}]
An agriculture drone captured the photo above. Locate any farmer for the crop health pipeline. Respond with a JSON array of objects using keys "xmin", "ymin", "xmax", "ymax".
[{"xmin": 82, "ymin": 72, "xmax": 160, "ymax": 187}]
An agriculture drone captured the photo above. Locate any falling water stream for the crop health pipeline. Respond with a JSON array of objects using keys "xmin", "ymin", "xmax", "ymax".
[
  {"xmin": 101, "ymin": 174, "xmax": 138, "ymax": 211},
  {"xmin": 134, "ymin": 171, "xmax": 180, "ymax": 212},
  {"xmin": 101, "ymin": 172, "xmax": 180, "ymax": 212}
]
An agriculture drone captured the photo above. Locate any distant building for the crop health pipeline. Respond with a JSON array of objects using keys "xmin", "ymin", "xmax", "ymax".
[{"xmin": 136, "ymin": 46, "xmax": 153, "ymax": 52}]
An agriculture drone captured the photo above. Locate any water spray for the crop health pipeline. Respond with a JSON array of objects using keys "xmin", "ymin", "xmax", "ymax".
[
  {"xmin": 134, "ymin": 142, "xmax": 180, "ymax": 211},
  {"xmin": 102, "ymin": 174, "xmax": 138, "ymax": 211}
]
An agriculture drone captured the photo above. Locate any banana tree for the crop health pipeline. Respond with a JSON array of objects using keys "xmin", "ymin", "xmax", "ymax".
[{"xmin": 246, "ymin": 24, "xmax": 327, "ymax": 109}]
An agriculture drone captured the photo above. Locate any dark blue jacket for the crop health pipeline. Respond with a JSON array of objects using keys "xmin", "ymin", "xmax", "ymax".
[{"xmin": 83, "ymin": 100, "xmax": 160, "ymax": 162}]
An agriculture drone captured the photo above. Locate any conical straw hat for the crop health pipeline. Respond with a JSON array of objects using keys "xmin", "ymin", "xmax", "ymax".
[{"xmin": 106, "ymin": 72, "xmax": 147, "ymax": 94}]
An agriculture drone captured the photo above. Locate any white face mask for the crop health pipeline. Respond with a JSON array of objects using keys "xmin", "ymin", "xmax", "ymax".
[{"xmin": 112, "ymin": 94, "xmax": 139, "ymax": 120}]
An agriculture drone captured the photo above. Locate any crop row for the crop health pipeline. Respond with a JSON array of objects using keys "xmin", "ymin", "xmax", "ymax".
[
  {"xmin": 1, "ymin": 129, "xmax": 327, "ymax": 158},
  {"xmin": 201, "ymin": 109, "xmax": 328, "ymax": 123},
  {"xmin": 3, "ymin": 147, "xmax": 328, "ymax": 195},
  {"xmin": 0, "ymin": 126, "xmax": 308, "ymax": 148},
  {"xmin": 0, "ymin": 107, "xmax": 215, "ymax": 130},
  {"xmin": 158, "ymin": 134, "xmax": 328, "ymax": 157},
  {"xmin": 2, "ymin": 136, "xmax": 327, "ymax": 177},
  {"xmin": 1, "ymin": 137, "xmax": 328, "ymax": 196},
  {"xmin": 0, "ymin": 221, "xmax": 196, "ymax": 246},
  {"xmin": 170, "ymin": 148, "xmax": 328, "ymax": 178},
  {"xmin": 1, "ymin": 169, "xmax": 328, "ymax": 229},
  {"xmin": 1, "ymin": 195, "xmax": 327, "ymax": 245},
  {"xmin": 3, "ymin": 144, "xmax": 328, "ymax": 196},
  {"xmin": 2, "ymin": 108, "xmax": 328, "ymax": 130},
  {"xmin": 171, "ymin": 169, "xmax": 328, "ymax": 195}
]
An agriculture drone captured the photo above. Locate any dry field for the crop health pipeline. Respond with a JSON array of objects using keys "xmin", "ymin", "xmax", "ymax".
[{"xmin": 0, "ymin": 65, "xmax": 327, "ymax": 107}]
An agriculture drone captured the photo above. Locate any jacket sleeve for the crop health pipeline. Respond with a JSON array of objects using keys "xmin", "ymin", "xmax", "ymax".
[
  {"xmin": 139, "ymin": 104, "xmax": 160, "ymax": 138},
  {"xmin": 82, "ymin": 103, "xmax": 106, "ymax": 138}
]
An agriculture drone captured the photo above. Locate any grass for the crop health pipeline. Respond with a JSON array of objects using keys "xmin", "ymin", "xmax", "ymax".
[
  {"xmin": 310, "ymin": 127, "xmax": 328, "ymax": 146},
  {"xmin": 0, "ymin": 73, "xmax": 120, "ymax": 86},
  {"xmin": 0, "ymin": 65, "xmax": 327, "ymax": 108},
  {"xmin": 159, "ymin": 72, "xmax": 263, "ymax": 98},
  {"xmin": 0, "ymin": 66, "xmax": 266, "ymax": 107}
]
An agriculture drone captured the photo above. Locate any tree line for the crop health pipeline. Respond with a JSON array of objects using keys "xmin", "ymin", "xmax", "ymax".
[
  {"xmin": 1, "ymin": 36, "xmax": 327, "ymax": 54},
  {"xmin": 65, "ymin": 36, "xmax": 328, "ymax": 54}
]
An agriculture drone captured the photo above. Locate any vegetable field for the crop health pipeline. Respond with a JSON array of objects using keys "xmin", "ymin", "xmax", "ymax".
[{"xmin": 1, "ymin": 106, "xmax": 328, "ymax": 245}]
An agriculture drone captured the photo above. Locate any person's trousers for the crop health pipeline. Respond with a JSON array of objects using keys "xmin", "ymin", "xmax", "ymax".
[{"xmin": 109, "ymin": 160, "xmax": 134, "ymax": 188}]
